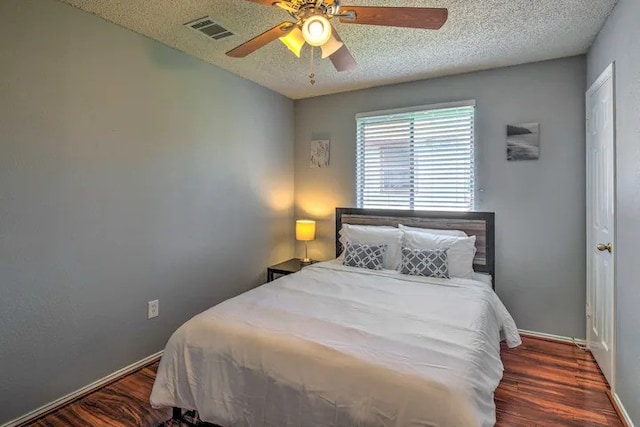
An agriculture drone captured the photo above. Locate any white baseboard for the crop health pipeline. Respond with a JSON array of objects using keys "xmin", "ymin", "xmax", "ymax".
[
  {"xmin": 1, "ymin": 351, "xmax": 164, "ymax": 427},
  {"xmin": 518, "ymin": 329, "xmax": 587, "ymax": 346},
  {"xmin": 612, "ymin": 391, "xmax": 636, "ymax": 427}
]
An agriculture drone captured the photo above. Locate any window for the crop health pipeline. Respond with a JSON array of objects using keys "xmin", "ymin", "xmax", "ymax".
[{"xmin": 356, "ymin": 101, "xmax": 475, "ymax": 211}]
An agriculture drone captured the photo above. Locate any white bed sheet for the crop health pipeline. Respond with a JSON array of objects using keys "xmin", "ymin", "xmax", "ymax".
[{"xmin": 150, "ymin": 261, "xmax": 521, "ymax": 427}]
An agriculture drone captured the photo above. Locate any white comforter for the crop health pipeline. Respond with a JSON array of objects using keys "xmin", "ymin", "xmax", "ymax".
[{"xmin": 150, "ymin": 261, "xmax": 521, "ymax": 427}]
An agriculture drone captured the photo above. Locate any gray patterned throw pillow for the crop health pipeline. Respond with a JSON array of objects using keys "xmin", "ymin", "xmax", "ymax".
[
  {"xmin": 399, "ymin": 247, "xmax": 449, "ymax": 278},
  {"xmin": 343, "ymin": 243, "xmax": 387, "ymax": 270}
]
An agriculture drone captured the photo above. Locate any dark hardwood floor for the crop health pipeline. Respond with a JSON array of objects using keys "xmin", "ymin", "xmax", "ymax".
[
  {"xmin": 25, "ymin": 364, "xmax": 171, "ymax": 427},
  {"xmin": 496, "ymin": 337, "xmax": 622, "ymax": 426},
  {"xmin": 24, "ymin": 336, "xmax": 623, "ymax": 427}
]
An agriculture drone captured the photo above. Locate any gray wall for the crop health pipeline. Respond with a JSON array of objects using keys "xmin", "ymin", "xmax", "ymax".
[
  {"xmin": 0, "ymin": 0, "xmax": 294, "ymax": 424},
  {"xmin": 587, "ymin": 0, "xmax": 640, "ymax": 422},
  {"xmin": 294, "ymin": 56, "xmax": 587, "ymax": 339}
]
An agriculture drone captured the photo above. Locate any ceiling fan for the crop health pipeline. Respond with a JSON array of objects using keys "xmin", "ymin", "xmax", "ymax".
[{"xmin": 226, "ymin": 0, "xmax": 448, "ymax": 77}]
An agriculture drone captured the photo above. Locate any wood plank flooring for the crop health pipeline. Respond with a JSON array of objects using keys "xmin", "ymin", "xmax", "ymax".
[
  {"xmin": 24, "ymin": 336, "xmax": 623, "ymax": 427},
  {"xmin": 496, "ymin": 337, "xmax": 622, "ymax": 426},
  {"xmin": 25, "ymin": 364, "xmax": 171, "ymax": 427}
]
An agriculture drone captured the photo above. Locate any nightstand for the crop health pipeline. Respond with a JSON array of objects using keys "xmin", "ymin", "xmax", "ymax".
[{"xmin": 267, "ymin": 258, "xmax": 317, "ymax": 282}]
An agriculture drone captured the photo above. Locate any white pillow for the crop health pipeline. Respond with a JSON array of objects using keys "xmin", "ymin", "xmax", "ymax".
[
  {"xmin": 399, "ymin": 224, "xmax": 468, "ymax": 237},
  {"xmin": 338, "ymin": 225, "xmax": 395, "ymax": 252},
  {"xmin": 402, "ymin": 230, "xmax": 477, "ymax": 279},
  {"xmin": 339, "ymin": 224, "xmax": 402, "ymax": 270}
]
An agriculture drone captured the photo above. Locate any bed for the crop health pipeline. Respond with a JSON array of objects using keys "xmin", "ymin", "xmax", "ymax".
[{"xmin": 150, "ymin": 208, "xmax": 521, "ymax": 427}]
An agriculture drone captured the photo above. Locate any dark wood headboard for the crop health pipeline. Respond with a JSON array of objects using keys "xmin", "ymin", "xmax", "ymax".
[{"xmin": 335, "ymin": 208, "xmax": 495, "ymax": 287}]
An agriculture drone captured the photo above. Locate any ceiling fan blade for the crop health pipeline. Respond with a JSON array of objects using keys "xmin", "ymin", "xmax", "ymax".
[
  {"xmin": 226, "ymin": 23, "xmax": 294, "ymax": 58},
  {"xmin": 329, "ymin": 45, "xmax": 357, "ymax": 72},
  {"xmin": 328, "ymin": 26, "xmax": 356, "ymax": 72},
  {"xmin": 244, "ymin": 0, "xmax": 278, "ymax": 5},
  {"xmin": 339, "ymin": 7, "xmax": 448, "ymax": 30},
  {"xmin": 275, "ymin": 2, "xmax": 297, "ymax": 12}
]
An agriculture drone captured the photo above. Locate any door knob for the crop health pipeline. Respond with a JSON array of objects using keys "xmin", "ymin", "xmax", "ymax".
[{"xmin": 596, "ymin": 242, "xmax": 612, "ymax": 253}]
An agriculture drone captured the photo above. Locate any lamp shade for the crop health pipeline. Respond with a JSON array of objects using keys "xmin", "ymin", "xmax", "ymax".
[
  {"xmin": 321, "ymin": 33, "xmax": 343, "ymax": 59},
  {"xmin": 279, "ymin": 27, "xmax": 305, "ymax": 57},
  {"xmin": 296, "ymin": 220, "xmax": 316, "ymax": 241},
  {"xmin": 302, "ymin": 15, "xmax": 332, "ymax": 47}
]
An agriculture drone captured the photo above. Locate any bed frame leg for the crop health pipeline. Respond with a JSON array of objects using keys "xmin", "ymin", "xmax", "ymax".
[{"xmin": 172, "ymin": 407, "xmax": 182, "ymax": 421}]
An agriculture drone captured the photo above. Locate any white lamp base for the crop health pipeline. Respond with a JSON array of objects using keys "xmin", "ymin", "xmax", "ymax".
[{"xmin": 301, "ymin": 241, "xmax": 312, "ymax": 264}]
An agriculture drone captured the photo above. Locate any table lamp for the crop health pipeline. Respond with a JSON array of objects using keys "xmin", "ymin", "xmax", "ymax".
[{"xmin": 296, "ymin": 219, "xmax": 316, "ymax": 263}]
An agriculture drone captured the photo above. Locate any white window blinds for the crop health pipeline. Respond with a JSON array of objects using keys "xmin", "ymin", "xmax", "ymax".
[{"xmin": 356, "ymin": 101, "xmax": 475, "ymax": 211}]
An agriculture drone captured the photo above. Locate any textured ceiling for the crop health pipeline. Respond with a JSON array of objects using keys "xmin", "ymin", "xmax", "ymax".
[{"xmin": 60, "ymin": 0, "xmax": 617, "ymax": 99}]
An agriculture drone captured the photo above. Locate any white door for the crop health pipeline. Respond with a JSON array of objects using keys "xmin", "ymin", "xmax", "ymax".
[{"xmin": 586, "ymin": 63, "xmax": 615, "ymax": 388}]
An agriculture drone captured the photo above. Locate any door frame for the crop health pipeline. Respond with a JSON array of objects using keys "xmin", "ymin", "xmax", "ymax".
[{"xmin": 585, "ymin": 62, "xmax": 616, "ymax": 391}]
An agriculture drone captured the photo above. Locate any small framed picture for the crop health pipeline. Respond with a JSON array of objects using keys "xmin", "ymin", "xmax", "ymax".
[
  {"xmin": 507, "ymin": 123, "xmax": 540, "ymax": 161},
  {"xmin": 310, "ymin": 139, "xmax": 330, "ymax": 168}
]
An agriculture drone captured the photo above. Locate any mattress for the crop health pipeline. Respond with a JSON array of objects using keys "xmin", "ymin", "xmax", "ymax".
[{"xmin": 150, "ymin": 261, "xmax": 521, "ymax": 427}]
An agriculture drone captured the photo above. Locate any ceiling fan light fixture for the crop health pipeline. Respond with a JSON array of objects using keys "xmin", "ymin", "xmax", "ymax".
[
  {"xmin": 320, "ymin": 33, "xmax": 343, "ymax": 58},
  {"xmin": 279, "ymin": 27, "xmax": 305, "ymax": 57},
  {"xmin": 302, "ymin": 15, "xmax": 332, "ymax": 47}
]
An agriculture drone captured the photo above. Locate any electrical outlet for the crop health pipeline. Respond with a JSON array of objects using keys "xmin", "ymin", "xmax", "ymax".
[{"xmin": 148, "ymin": 300, "xmax": 159, "ymax": 319}]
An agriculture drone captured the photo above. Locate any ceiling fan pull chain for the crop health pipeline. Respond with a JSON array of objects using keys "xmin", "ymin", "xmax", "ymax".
[{"xmin": 309, "ymin": 46, "xmax": 316, "ymax": 85}]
